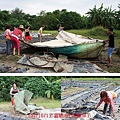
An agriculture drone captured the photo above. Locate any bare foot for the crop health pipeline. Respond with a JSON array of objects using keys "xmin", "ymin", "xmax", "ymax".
[{"xmin": 12, "ymin": 110, "xmax": 16, "ymax": 114}]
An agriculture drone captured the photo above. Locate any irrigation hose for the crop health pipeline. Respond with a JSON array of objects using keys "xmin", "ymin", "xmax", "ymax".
[{"xmin": 26, "ymin": 55, "xmax": 50, "ymax": 67}]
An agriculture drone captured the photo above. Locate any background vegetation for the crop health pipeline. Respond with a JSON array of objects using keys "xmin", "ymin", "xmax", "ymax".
[
  {"xmin": 0, "ymin": 3, "xmax": 120, "ymax": 30},
  {"xmin": 0, "ymin": 76, "xmax": 61, "ymax": 102},
  {"xmin": 62, "ymin": 77, "xmax": 120, "ymax": 86}
]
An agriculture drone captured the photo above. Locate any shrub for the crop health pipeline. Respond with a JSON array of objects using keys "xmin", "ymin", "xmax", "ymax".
[
  {"xmin": 24, "ymin": 77, "xmax": 47, "ymax": 98},
  {"xmin": 24, "ymin": 76, "xmax": 61, "ymax": 100},
  {"xmin": 0, "ymin": 76, "xmax": 28, "ymax": 101},
  {"xmin": 88, "ymin": 26, "xmax": 107, "ymax": 36}
]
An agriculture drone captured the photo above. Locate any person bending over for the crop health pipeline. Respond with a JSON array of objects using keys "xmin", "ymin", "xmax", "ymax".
[
  {"xmin": 96, "ymin": 91, "xmax": 117, "ymax": 117},
  {"xmin": 11, "ymin": 25, "xmax": 24, "ymax": 55}
]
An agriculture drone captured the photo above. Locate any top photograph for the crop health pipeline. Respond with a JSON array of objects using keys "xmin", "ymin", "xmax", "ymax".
[{"xmin": 0, "ymin": 0, "xmax": 120, "ymax": 73}]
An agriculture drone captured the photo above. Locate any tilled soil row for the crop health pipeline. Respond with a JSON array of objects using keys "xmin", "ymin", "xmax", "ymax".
[{"xmin": 61, "ymin": 80, "xmax": 120, "ymax": 120}]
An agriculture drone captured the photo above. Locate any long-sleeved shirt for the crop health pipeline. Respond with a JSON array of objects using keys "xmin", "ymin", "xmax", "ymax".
[
  {"xmin": 12, "ymin": 28, "xmax": 22, "ymax": 39},
  {"xmin": 96, "ymin": 91, "xmax": 117, "ymax": 112}
]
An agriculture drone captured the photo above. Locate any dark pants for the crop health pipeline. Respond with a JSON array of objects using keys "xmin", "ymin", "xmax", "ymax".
[
  {"xmin": 6, "ymin": 39, "xmax": 12, "ymax": 55},
  {"xmin": 103, "ymin": 103, "xmax": 112, "ymax": 115}
]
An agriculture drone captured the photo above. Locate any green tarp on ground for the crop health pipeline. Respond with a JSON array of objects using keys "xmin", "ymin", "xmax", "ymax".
[{"xmin": 14, "ymin": 90, "xmax": 33, "ymax": 114}]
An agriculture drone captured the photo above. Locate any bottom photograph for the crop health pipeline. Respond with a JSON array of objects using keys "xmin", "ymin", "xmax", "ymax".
[
  {"xmin": 0, "ymin": 76, "xmax": 120, "ymax": 120},
  {"xmin": 61, "ymin": 77, "xmax": 120, "ymax": 120},
  {"xmin": 0, "ymin": 76, "xmax": 61, "ymax": 120}
]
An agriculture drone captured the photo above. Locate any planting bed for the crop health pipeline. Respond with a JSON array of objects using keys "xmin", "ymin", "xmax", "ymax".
[{"xmin": 61, "ymin": 80, "xmax": 120, "ymax": 120}]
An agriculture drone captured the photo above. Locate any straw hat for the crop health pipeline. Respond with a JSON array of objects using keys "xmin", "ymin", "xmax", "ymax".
[{"xmin": 19, "ymin": 25, "xmax": 24, "ymax": 29}]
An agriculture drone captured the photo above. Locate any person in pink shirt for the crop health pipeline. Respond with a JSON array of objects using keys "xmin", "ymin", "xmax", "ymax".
[
  {"xmin": 11, "ymin": 25, "xmax": 24, "ymax": 55},
  {"xmin": 4, "ymin": 25, "xmax": 12, "ymax": 55},
  {"xmin": 96, "ymin": 91, "xmax": 117, "ymax": 117}
]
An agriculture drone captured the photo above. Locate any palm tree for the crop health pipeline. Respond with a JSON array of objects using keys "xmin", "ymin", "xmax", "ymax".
[{"xmin": 86, "ymin": 3, "xmax": 116, "ymax": 28}]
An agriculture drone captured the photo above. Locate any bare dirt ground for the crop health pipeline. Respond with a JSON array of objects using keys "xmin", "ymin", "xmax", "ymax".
[{"xmin": 95, "ymin": 46, "xmax": 120, "ymax": 73}]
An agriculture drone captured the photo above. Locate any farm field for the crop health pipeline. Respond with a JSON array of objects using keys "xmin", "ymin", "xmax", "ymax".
[
  {"xmin": 0, "ymin": 27, "xmax": 120, "ymax": 73},
  {"xmin": 61, "ymin": 78, "xmax": 120, "ymax": 120}
]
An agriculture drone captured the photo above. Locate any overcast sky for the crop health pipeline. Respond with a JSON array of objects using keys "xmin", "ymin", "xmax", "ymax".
[{"xmin": 0, "ymin": 0, "xmax": 119, "ymax": 15}]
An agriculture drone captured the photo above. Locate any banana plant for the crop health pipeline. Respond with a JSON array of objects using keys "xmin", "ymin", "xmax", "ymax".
[{"xmin": 42, "ymin": 76, "xmax": 60, "ymax": 100}]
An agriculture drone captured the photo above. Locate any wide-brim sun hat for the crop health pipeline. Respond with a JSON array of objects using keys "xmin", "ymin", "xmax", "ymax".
[{"xmin": 19, "ymin": 25, "xmax": 24, "ymax": 29}]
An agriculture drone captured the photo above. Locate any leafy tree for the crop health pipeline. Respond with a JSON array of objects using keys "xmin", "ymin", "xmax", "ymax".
[
  {"xmin": 86, "ymin": 3, "xmax": 116, "ymax": 28},
  {"xmin": 11, "ymin": 8, "xmax": 25, "ymax": 20},
  {"xmin": 115, "ymin": 4, "xmax": 120, "ymax": 29},
  {"xmin": 0, "ymin": 76, "xmax": 61, "ymax": 101},
  {"xmin": 0, "ymin": 4, "xmax": 120, "ymax": 30},
  {"xmin": 60, "ymin": 10, "xmax": 82, "ymax": 29},
  {"xmin": 0, "ymin": 10, "xmax": 11, "ymax": 30}
]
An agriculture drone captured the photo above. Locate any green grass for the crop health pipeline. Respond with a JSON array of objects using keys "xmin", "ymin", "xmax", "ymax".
[
  {"xmin": 0, "ymin": 54, "xmax": 22, "ymax": 62},
  {"xmin": 43, "ymin": 30, "xmax": 57, "ymax": 36},
  {"xmin": 0, "ymin": 30, "xmax": 3, "ymax": 34},
  {"xmin": 30, "ymin": 98, "xmax": 61, "ymax": 109},
  {"xmin": 67, "ymin": 28, "xmax": 120, "ymax": 48},
  {"xmin": 1, "ymin": 28, "xmax": 120, "ymax": 47},
  {"xmin": 0, "ymin": 98, "xmax": 60, "ymax": 112},
  {"xmin": 42, "ymin": 27, "xmax": 120, "ymax": 48},
  {"xmin": 76, "ymin": 77, "xmax": 120, "ymax": 81},
  {"xmin": 0, "ymin": 102, "xmax": 11, "ymax": 112},
  {"xmin": 62, "ymin": 77, "xmax": 120, "ymax": 86},
  {"xmin": 63, "ymin": 77, "xmax": 120, "ymax": 81}
]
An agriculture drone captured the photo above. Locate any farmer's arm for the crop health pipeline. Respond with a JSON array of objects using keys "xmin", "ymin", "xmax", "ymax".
[
  {"xmin": 18, "ymin": 88, "xmax": 19, "ymax": 92},
  {"xmin": 105, "ymin": 38, "xmax": 110, "ymax": 43},
  {"xmin": 96, "ymin": 98, "xmax": 103, "ymax": 109},
  {"xmin": 10, "ymin": 88, "xmax": 13, "ymax": 95},
  {"xmin": 105, "ymin": 35, "xmax": 111, "ymax": 42},
  {"xmin": 39, "ymin": 29, "xmax": 42, "ymax": 36}
]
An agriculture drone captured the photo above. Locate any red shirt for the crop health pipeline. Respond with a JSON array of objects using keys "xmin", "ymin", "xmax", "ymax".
[{"xmin": 12, "ymin": 28, "xmax": 22, "ymax": 39}]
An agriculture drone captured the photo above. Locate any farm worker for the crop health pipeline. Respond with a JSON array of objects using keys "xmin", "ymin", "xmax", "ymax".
[
  {"xmin": 11, "ymin": 25, "xmax": 24, "ymax": 55},
  {"xmin": 38, "ymin": 25, "xmax": 45, "ymax": 42},
  {"xmin": 10, "ymin": 82, "xmax": 19, "ymax": 114},
  {"xmin": 58, "ymin": 25, "xmax": 64, "ymax": 32},
  {"xmin": 105, "ymin": 28, "xmax": 114, "ymax": 67},
  {"xmin": 95, "ymin": 91, "xmax": 117, "ymax": 117},
  {"xmin": 4, "ymin": 25, "xmax": 13, "ymax": 55},
  {"xmin": 24, "ymin": 26, "xmax": 33, "ymax": 43}
]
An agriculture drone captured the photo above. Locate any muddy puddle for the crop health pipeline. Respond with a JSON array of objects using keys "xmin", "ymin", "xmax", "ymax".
[{"xmin": 61, "ymin": 80, "xmax": 120, "ymax": 120}]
